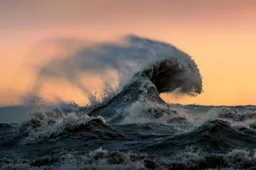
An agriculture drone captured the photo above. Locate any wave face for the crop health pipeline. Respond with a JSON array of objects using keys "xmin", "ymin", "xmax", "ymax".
[{"xmin": 2, "ymin": 35, "xmax": 256, "ymax": 170}]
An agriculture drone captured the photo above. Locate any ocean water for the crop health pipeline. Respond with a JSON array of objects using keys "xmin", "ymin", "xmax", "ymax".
[{"xmin": 1, "ymin": 36, "xmax": 256, "ymax": 170}]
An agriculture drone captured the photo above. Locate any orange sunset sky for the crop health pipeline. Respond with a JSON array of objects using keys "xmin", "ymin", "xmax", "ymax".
[{"xmin": 0, "ymin": 0, "xmax": 256, "ymax": 106}]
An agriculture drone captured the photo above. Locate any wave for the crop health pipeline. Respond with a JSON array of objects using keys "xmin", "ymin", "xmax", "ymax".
[
  {"xmin": 32, "ymin": 35, "xmax": 202, "ymax": 106},
  {"xmin": 141, "ymin": 119, "xmax": 256, "ymax": 155},
  {"xmin": 17, "ymin": 112, "xmax": 129, "ymax": 145},
  {"xmin": 86, "ymin": 35, "xmax": 202, "ymax": 122},
  {"xmin": 1, "ymin": 111, "xmax": 166, "ymax": 147},
  {"xmin": 217, "ymin": 107, "xmax": 256, "ymax": 121}
]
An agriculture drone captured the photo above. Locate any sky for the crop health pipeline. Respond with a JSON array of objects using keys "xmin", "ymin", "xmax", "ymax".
[{"xmin": 0, "ymin": 0, "xmax": 256, "ymax": 106}]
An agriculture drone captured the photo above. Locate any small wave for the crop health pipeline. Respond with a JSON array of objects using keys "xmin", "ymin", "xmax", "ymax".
[
  {"xmin": 217, "ymin": 107, "xmax": 256, "ymax": 122},
  {"xmin": 18, "ymin": 112, "xmax": 116, "ymax": 144},
  {"xmin": 141, "ymin": 119, "xmax": 256, "ymax": 155}
]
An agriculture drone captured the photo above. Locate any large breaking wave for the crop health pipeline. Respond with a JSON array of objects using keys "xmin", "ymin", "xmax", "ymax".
[
  {"xmin": 61, "ymin": 35, "xmax": 203, "ymax": 122},
  {"xmin": 34, "ymin": 35, "xmax": 202, "ymax": 105}
]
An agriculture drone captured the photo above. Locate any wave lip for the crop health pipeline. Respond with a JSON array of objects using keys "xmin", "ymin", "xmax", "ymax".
[{"xmin": 126, "ymin": 35, "xmax": 202, "ymax": 95}]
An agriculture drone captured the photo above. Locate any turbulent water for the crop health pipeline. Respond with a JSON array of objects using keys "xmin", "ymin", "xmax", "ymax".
[{"xmin": 1, "ymin": 36, "xmax": 256, "ymax": 170}]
